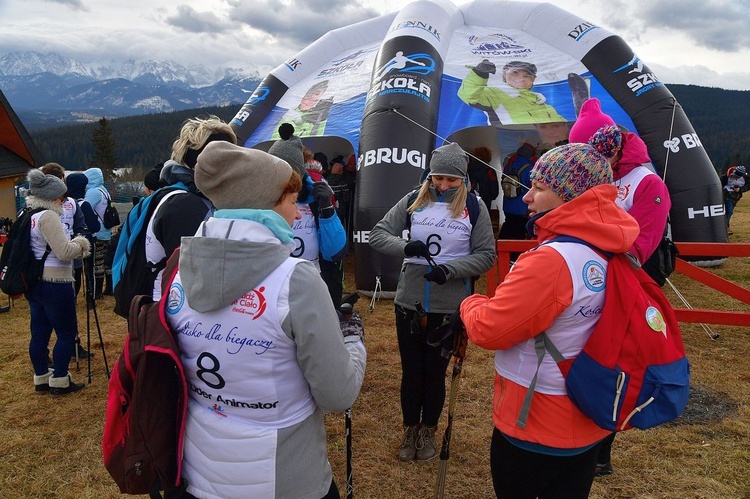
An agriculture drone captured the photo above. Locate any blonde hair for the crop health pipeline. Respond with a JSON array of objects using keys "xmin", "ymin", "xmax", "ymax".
[
  {"xmin": 407, "ymin": 179, "xmax": 468, "ymax": 219},
  {"xmin": 171, "ymin": 115, "xmax": 237, "ymax": 166}
]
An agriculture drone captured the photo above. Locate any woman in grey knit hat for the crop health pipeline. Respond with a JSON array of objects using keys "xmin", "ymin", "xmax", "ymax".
[
  {"xmin": 369, "ymin": 142, "xmax": 496, "ymax": 462},
  {"xmin": 25, "ymin": 169, "xmax": 91, "ymax": 395}
]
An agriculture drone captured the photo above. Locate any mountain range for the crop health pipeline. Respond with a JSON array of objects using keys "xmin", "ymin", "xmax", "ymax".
[{"xmin": 0, "ymin": 51, "xmax": 263, "ymax": 130}]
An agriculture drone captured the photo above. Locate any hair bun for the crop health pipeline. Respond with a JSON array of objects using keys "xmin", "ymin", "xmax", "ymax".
[
  {"xmin": 588, "ymin": 125, "xmax": 622, "ymax": 160},
  {"xmin": 278, "ymin": 123, "xmax": 295, "ymax": 140}
]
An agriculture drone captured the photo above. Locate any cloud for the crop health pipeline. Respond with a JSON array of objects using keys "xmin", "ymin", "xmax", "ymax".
[
  {"xmin": 166, "ymin": 5, "xmax": 234, "ymax": 35},
  {"xmin": 639, "ymin": 0, "xmax": 750, "ymax": 52},
  {"xmin": 43, "ymin": 0, "xmax": 88, "ymax": 11},
  {"xmin": 226, "ymin": 0, "xmax": 380, "ymax": 45}
]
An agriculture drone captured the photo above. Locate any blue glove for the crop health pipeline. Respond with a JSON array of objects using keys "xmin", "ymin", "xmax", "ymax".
[
  {"xmin": 424, "ymin": 264, "xmax": 449, "ymax": 285},
  {"xmin": 404, "ymin": 240, "xmax": 429, "ymax": 258}
]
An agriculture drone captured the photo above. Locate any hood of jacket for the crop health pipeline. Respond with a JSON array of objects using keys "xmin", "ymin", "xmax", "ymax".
[
  {"xmin": 533, "ymin": 184, "xmax": 640, "ymax": 254},
  {"xmin": 614, "ymin": 132, "xmax": 651, "ymax": 180},
  {"xmin": 178, "ymin": 218, "xmax": 293, "ymax": 313},
  {"xmin": 160, "ymin": 160, "xmax": 199, "ymax": 194},
  {"xmin": 25, "ymin": 196, "xmax": 63, "ymax": 215},
  {"xmin": 83, "ymin": 168, "xmax": 104, "ymax": 190}
]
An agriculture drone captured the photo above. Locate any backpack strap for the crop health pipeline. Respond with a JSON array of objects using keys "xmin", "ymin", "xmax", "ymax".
[{"xmin": 515, "ymin": 236, "xmax": 613, "ymax": 428}]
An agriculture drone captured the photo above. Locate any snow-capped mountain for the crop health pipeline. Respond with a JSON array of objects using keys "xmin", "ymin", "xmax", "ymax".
[{"xmin": 0, "ymin": 51, "xmax": 264, "ymax": 129}]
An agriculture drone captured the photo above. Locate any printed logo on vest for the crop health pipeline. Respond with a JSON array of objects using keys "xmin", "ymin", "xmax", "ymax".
[
  {"xmin": 231, "ymin": 287, "xmax": 267, "ymax": 320},
  {"xmin": 166, "ymin": 283, "xmax": 185, "ymax": 314},
  {"xmin": 582, "ymin": 261, "xmax": 606, "ymax": 292}
]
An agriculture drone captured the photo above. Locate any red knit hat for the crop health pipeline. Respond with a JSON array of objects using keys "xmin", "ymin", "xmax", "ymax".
[{"xmin": 568, "ymin": 98, "xmax": 616, "ymax": 144}]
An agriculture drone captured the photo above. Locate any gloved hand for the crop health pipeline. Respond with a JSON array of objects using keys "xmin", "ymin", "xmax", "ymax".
[
  {"xmin": 472, "ymin": 59, "xmax": 496, "ymax": 79},
  {"xmin": 531, "ymin": 91, "xmax": 547, "ymax": 104},
  {"xmin": 339, "ymin": 310, "xmax": 365, "ymax": 344},
  {"xmin": 312, "ymin": 182, "xmax": 334, "ymax": 213},
  {"xmin": 424, "ymin": 264, "xmax": 449, "ymax": 285},
  {"xmin": 404, "ymin": 240, "xmax": 430, "ymax": 258}
]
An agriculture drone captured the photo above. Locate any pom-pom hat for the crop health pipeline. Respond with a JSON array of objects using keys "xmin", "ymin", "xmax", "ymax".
[
  {"xmin": 568, "ymin": 98, "xmax": 616, "ymax": 144},
  {"xmin": 195, "ymin": 141, "xmax": 293, "ymax": 210},
  {"xmin": 530, "ymin": 125, "xmax": 621, "ymax": 202},
  {"xmin": 268, "ymin": 123, "xmax": 305, "ymax": 177},
  {"xmin": 27, "ymin": 168, "xmax": 68, "ymax": 201}
]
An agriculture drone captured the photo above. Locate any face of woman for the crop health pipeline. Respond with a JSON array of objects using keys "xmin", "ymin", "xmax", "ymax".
[
  {"xmin": 274, "ymin": 192, "xmax": 301, "ymax": 226},
  {"xmin": 431, "ymin": 175, "xmax": 463, "ymax": 195},
  {"xmin": 522, "ymin": 180, "xmax": 565, "ymax": 217}
]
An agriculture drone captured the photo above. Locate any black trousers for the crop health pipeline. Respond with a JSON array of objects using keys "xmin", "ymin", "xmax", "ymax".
[
  {"xmin": 395, "ymin": 305, "xmax": 451, "ymax": 427},
  {"xmin": 490, "ymin": 428, "xmax": 601, "ymax": 499}
]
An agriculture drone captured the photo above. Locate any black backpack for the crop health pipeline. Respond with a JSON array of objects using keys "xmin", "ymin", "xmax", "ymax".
[
  {"xmin": 99, "ymin": 187, "xmax": 121, "ymax": 229},
  {"xmin": 0, "ymin": 208, "xmax": 51, "ymax": 298}
]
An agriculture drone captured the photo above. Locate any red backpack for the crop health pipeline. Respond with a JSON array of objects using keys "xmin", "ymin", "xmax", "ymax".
[
  {"xmin": 517, "ymin": 238, "xmax": 690, "ymax": 432},
  {"xmin": 102, "ymin": 250, "xmax": 187, "ymax": 494}
]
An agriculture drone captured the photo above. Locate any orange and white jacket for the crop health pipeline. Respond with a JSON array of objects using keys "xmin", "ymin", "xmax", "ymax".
[{"xmin": 461, "ymin": 185, "xmax": 640, "ymax": 449}]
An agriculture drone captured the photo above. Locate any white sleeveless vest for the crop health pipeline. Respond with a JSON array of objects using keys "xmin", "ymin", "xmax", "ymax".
[
  {"xmin": 494, "ymin": 241, "xmax": 608, "ymax": 395},
  {"xmin": 166, "ymin": 256, "xmax": 316, "ymax": 427},
  {"xmin": 145, "ymin": 190, "xmax": 188, "ymax": 300},
  {"xmin": 405, "ymin": 201, "xmax": 472, "ymax": 266},
  {"xmin": 615, "ymin": 165, "xmax": 656, "ymax": 212},
  {"xmin": 290, "ymin": 203, "xmax": 320, "ymax": 269},
  {"xmin": 30, "ymin": 210, "xmax": 71, "ymax": 270},
  {"xmin": 60, "ymin": 197, "xmax": 77, "ymax": 238}
]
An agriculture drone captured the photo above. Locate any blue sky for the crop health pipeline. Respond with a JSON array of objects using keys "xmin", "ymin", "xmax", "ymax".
[{"xmin": 1, "ymin": 0, "xmax": 749, "ymax": 90}]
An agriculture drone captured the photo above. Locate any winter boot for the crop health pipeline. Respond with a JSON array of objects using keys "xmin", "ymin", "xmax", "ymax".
[
  {"xmin": 103, "ymin": 275, "xmax": 114, "ymax": 296},
  {"xmin": 72, "ymin": 339, "xmax": 93, "ymax": 360},
  {"xmin": 94, "ymin": 277, "xmax": 104, "ymax": 299},
  {"xmin": 416, "ymin": 425, "xmax": 437, "ymax": 461},
  {"xmin": 34, "ymin": 369, "xmax": 54, "ymax": 393},
  {"xmin": 48, "ymin": 372, "xmax": 85, "ymax": 396},
  {"xmin": 398, "ymin": 425, "xmax": 419, "ymax": 462}
]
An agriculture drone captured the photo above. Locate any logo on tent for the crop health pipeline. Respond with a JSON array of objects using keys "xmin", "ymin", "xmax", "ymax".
[
  {"xmin": 613, "ymin": 55, "xmax": 662, "ymax": 97},
  {"xmin": 391, "ymin": 20, "xmax": 441, "ymax": 41},
  {"xmin": 468, "ymin": 33, "xmax": 529, "ymax": 57},
  {"xmin": 567, "ymin": 22, "xmax": 599, "ymax": 41},
  {"xmin": 375, "ymin": 52, "xmax": 435, "ymax": 80}
]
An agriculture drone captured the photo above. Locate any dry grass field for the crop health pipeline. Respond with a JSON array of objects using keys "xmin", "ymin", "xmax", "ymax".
[{"xmin": 0, "ymin": 203, "xmax": 748, "ymax": 499}]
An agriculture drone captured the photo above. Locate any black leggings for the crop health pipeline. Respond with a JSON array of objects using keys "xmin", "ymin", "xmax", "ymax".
[
  {"xmin": 490, "ymin": 428, "xmax": 601, "ymax": 499},
  {"xmin": 395, "ymin": 305, "xmax": 451, "ymax": 427}
]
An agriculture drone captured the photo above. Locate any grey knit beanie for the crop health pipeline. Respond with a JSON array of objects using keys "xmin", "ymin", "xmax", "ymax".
[
  {"xmin": 268, "ymin": 123, "xmax": 305, "ymax": 177},
  {"xmin": 195, "ymin": 141, "xmax": 293, "ymax": 210},
  {"xmin": 27, "ymin": 168, "xmax": 67, "ymax": 201},
  {"xmin": 428, "ymin": 142, "xmax": 469, "ymax": 179}
]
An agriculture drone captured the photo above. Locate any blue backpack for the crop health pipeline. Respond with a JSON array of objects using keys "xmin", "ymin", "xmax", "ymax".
[{"xmin": 112, "ymin": 184, "xmax": 187, "ymax": 318}]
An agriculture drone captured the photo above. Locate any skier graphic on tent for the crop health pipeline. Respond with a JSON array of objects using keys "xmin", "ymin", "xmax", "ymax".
[
  {"xmin": 458, "ymin": 59, "xmax": 566, "ymax": 125},
  {"xmin": 272, "ymin": 79, "xmax": 334, "ymax": 138},
  {"xmin": 375, "ymin": 51, "xmax": 426, "ymax": 79}
]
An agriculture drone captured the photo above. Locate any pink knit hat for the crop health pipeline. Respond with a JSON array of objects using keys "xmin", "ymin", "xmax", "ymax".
[{"xmin": 568, "ymin": 98, "xmax": 616, "ymax": 144}]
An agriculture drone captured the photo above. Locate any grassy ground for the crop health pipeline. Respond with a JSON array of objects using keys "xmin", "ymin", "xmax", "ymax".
[{"xmin": 0, "ymin": 204, "xmax": 748, "ymax": 498}]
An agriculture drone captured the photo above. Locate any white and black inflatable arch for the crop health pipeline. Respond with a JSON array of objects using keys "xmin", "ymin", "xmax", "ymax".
[{"xmin": 230, "ymin": 0, "xmax": 726, "ymax": 297}]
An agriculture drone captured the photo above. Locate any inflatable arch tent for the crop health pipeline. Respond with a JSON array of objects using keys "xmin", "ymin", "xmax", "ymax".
[{"xmin": 230, "ymin": 0, "xmax": 726, "ymax": 297}]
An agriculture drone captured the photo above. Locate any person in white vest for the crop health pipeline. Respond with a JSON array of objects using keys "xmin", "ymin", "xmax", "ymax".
[
  {"xmin": 368, "ymin": 142, "xmax": 496, "ymax": 462},
  {"xmin": 459, "ymin": 127, "xmax": 640, "ymax": 498},
  {"xmin": 25, "ymin": 169, "xmax": 91, "ymax": 395},
  {"xmin": 165, "ymin": 141, "xmax": 366, "ymax": 499}
]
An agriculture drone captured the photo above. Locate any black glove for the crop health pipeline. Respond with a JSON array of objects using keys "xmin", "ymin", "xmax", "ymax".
[
  {"xmin": 339, "ymin": 310, "xmax": 365, "ymax": 344},
  {"xmin": 312, "ymin": 182, "xmax": 334, "ymax": 214},
  {"xmin": 404, "ymin": 240, "xmax": 429, "ymax": 258},
  {"xmin": 424, "ymin": 264, "xmax": 449, "ymax": 285},
  {"xmin": 472, "ymin": 59, "xmax": 496, "ymax": 79}
]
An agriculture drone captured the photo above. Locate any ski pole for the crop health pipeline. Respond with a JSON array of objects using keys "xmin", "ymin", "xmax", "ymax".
[
  {"xmin": 432, "ymin": 318, "xmax": 468, "ymax": 499},
  {"xmin": 340, "ymin": 301, "xmax": 358, "ymax": 499}
]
